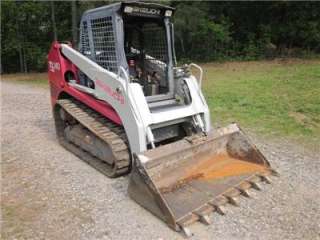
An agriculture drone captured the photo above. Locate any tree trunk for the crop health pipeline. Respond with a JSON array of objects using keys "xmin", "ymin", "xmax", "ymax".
[
  {"xmin": 71, "ymin": 0, "xmax": 78, "ymax": 47},
  {"xmin": 51, "ymin": 1, "xmax": 58, "ymax": 41},
  {"xmin": 18, "ymin": 44, "xmax": 24, "ymax": 73},
  {"xmin": 22, "ymin": 44, "xmax": 27, "ymax": 73},
  {"xmin": 16, "ymin": 19, "xmax": 24, "ymax": 73},
  {"xmin": 179, "ymin": 35, "xmax": 185, "ymax": 55}
]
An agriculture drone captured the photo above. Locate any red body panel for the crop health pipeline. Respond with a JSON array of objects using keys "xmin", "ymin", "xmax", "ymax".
[{"xmin": 47, "ymin": 42, "xmax": 122, "ymax": 125}]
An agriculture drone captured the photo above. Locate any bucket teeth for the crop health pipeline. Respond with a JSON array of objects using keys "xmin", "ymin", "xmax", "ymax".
[
  {"xmin": 226, "ymin": 196, "xmax": 239, "ymax": 206},
  {"xmin": 212, "ymin": 196, "xmax": 229, "ymax": 205},
  {"xmin": 271, "ymin": 169, "xmax": 280, "ymax": 177},
  {"xmin": 177, "ymin": 216, "xmax": 195, "ymax": 238},
  {"xmin": 179, "ymin": 225, "xmax": 193, "ymax": 238},
  {"xmin": 198, "ymin": 214, "xmax": 211, "ymax": 225},
  {"xmin": 260, "ymin": 174, "xmax": 272, "ymax": 184},
  {"xmin": 224, "ymin": 188, "xmax": 241, "ymax": 206},
  {"xmin": 250, "ymin": 181, "xmax": 262, "ymax": 191},
  {"xmin": 208, "ymin": 196, "xmax": 228, "ymax": 215},
  {"xmin": 214, "ymin": 205, "xmax": 226, "ymax": 215},
  {"xmin": 194, "ymin": 205, "xmax": 214, "ymax": 225},
  {"xmin": 238, "ymin": 188, "xmax": 251, "ymax": 198}
]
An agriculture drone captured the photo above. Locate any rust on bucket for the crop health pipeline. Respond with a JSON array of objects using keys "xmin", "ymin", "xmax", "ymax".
[
  {"xmin": 159, "ymin": 153, "xmax": 268, "ymax": 193},
  {"xmin": 128, "ymin": 124, "xmax": 276, "ymax": 233},
  {"xmin": 187, "ymin": 153, "xmax": 268, "ymax": 180}
]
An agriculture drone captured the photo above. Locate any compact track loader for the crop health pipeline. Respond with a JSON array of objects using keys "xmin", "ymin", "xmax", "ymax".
[{"xmin": 48, "ymin": 2, "xmax": 277, "ymax": 237}]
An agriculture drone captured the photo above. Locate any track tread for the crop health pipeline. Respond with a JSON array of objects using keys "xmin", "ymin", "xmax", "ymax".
[{"xmin": 57, "ymin": 99, "xmax": 130, "ymax": 177}]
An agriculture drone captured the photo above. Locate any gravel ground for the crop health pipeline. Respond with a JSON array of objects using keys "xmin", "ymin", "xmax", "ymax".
[{"xmin": 1, "ymin": 81, "xmax": 320, "ymax": 240}]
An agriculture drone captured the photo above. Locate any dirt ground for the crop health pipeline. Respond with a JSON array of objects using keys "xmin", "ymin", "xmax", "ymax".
[{"xmin": 1, "ymin": 81, "xmax": 320, "ymax": 240}]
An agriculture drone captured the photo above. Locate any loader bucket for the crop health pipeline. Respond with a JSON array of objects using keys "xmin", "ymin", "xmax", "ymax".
[{"xmin": 128, "ymin": 123, "xmax": 277, "ymax": 236}]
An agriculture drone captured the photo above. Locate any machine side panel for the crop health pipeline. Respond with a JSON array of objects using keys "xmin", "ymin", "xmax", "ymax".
[
  {"xmin": 47, "ymin": 42, "xmax": 122, "ymax": 125},
  {"xmin": 59, "ymin": 43, "xmax": 147, "ymax": 153}
]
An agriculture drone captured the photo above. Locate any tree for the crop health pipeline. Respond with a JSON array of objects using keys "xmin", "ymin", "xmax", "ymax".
[
  {"xmin": 71, "ymin": 0, "xmax": 77, "ymax": 46},
  {"xmin": 50, "ymin": 1, "xmax": 58, "ymax": 41},
  {"xmin": 1, "ymin": 1, "xmax": 319, "ymax": 73}
]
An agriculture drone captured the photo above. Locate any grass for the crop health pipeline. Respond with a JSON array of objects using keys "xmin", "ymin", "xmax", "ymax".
[
  {"xmin": 201, "ymin": 58, "xmax": 320, "ymax": 146},
  {"xmin": 1, "ymin": 59, "xmax": 319, "ymax": 146},
  {"xmin": 1, "ymin": 73, "xmax": 48, "ymax": 87}
]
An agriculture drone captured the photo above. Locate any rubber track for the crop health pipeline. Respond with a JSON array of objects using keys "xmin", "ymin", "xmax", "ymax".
[{"xmin": 57, "ymin": 99, "xmax": 130, "ymax": 177}]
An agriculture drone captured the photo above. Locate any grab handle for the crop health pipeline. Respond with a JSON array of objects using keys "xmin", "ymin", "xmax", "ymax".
[
  {"xmin": 189, "ymin": 63, "xmax": 203, "ymax": 88},
  {"xmin": 117, "ymin": 66, "xmax": 130, "ymax": 93}
]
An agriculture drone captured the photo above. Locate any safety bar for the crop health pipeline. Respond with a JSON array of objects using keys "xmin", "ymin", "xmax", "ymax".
[{"xmin": 189, "ymin": 63, "xmax": 203, "ymax": 88}]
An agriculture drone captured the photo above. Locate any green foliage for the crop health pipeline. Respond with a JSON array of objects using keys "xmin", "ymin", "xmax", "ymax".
[
  {"xmin": 1, "ymin": 1, "xmax": 52, "ymax": 72},
  {"xmin": 172, "ymin": 1, "xmax": 320, "ymax": 62},
  {"xmin": 1, "ymin": 1, "xmax": 320, "ymax": 73},
  {"xmin": 173, "ymin": 3, "xmax": 232, "ymax": 61}
]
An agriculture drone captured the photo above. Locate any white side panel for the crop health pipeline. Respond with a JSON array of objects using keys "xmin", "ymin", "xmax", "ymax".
[{"xmin": 61, "ymin": 44, "xmax": 147, "ymax": 153}]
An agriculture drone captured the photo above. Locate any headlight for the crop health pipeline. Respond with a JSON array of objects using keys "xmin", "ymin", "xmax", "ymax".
[
  {"xmin": 124, "ymin": 6, "xmax": 133, "ymax": 13},
  {"xmin": 165, "ymin": 10, "xmax": 172, "ymax": 17}
]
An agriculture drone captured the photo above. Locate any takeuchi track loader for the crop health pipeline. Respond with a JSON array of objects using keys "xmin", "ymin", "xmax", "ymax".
[{"xmin": 48, "ymin": 2, "xmax": 278, "ymax": 237}]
